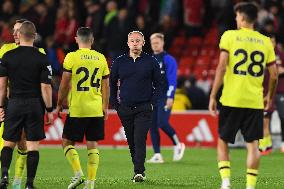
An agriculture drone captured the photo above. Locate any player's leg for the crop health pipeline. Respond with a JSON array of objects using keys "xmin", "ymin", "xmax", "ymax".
[
  {"xmin": 84, "ymin": 117, "xmax": 104, "ymax": 189},
  {"xmin": 132, "ymin": 104, "xmax": 152, "ymax": 182},
  {"xmin": 242, "ymin": 109, "xmax": 263, "ymax": 189},
  {"xmin": 147, "ymin": 106, "xmax": 164, "ymax": 163},
  {"xmin": 0, "ymin": 123, "xmax": 4, "ymax": 156},
  {"xmin": 217, "ymin": 138, "xmax": 231, "ymax": 189},
  {"xmin": 0, "ymin": 141, "xmax": 16, "ymax": 189},
  {"xmin": 62, "ymin": 116, "xmax": 85, "ymax": 189},
  {"xmin": 117, "ymin": 105, "xmax": 135, "ymax": 167},
  {"xmin": 245, "ymin": 141, "xmax": 260, "ymax": 189},
  {"xmin": 276, "ymin": 94, "xmax": 284, "ymax": 152},
  {"xmin": 24, "ymin": 101, "xmax": 46, "ymax": 189},
  {"xmin": 0, "ymin": 101, "xmax": 24, "ymax": 189},
  {"xmin": 25, "ymin": 141, "xmax": 40, "ymax": 189},
  {"xmin": 12, "ymin": 131, "xmax": 27, "ymax": 189},
  {"xmin": 258, "ymin": 113, "xmax": 272, "ymax": 155},
  {"xmin": 157, "ymin": 103, "xmax": 185, "ymax": 161},
  {"xmin": 217, "ymin": 106, "xmax": 241, "ymax": 189}
]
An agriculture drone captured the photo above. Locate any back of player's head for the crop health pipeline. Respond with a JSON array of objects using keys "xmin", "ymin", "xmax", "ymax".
[
  {"xmin": 19, "ymin": 21, "xmax": 36, "ymax": 40},
  {"xmin": 234, "ymin": 2, "xmax": 258, "ymax": 23},
  {"xmin": 76, "ymin": 27, "xmax": 93, "ymax": 43},
  {"xmin": 150, "ymin": 33, "xmax": 164, "ymax": 41}
]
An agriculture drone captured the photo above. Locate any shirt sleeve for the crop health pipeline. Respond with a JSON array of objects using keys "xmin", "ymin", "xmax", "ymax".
[
  {"xmin": 266, "ymin": 39, "xmax": 276, "ymax": 66},
  {"xmin": 40, "ymin": 56, "xmax": 52, "ymax": 84},
  {"xmin": 0, "ymin": 55, "xmax": 8, "ymax": 77},
  {"xmin": 63, "ymin": 53, "xmax": 73, "ymax": 72},
  {"xmin": 219, "ymin": 31, "xmax": 231, "ymax": 53},
  {"xmin": 151, "ymin": 57, "xmax": 163, "ymax": 105},
  {"xmin": 109, "ymin": 59, "xmax": 119, "ymax": 109},
  {"xmin": 164, "ymin": 54, "xmax": 177, "ymax": 99}
]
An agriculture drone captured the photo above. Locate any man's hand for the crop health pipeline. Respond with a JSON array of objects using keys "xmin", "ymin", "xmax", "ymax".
[
  {"xmin": 165, "ymin": 98, "xmax": 174, "ymax": 110},
  {"xmin": 46, "ymin": 112, "xmax": 54, "ymax": 125},
  {"xmin": 54, "ymin": 105, "xmax": 63, "ymax": 119},
  {"xmin": 264, "ymin": 95, "xmax": 272, "ymax": 111},
  {"xmin": 209, "ymin": 97, "xmax": 217, "ymax": 117}
]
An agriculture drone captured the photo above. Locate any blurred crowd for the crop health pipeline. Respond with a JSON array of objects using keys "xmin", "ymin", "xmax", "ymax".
[{"xmin": 0, "ymin": 0, "xmax": 283, "ymax": 110}]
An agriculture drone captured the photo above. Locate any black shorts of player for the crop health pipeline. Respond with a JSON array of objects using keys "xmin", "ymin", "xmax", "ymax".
[
  {"xmin": 219, "ymin": 105, "xmax": 263, "ymax": 144},
  {"xmin": 62, "ymin": 115, "xmax": 104, "ymax": 142},
  {"xmin": 3, "ymin": 98, "xmax": 45, "ymax": 142}
]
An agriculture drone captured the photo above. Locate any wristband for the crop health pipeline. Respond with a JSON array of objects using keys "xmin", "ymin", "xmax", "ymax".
[{"xmin": 46, "ymin": 107, "xmax": 53, "ymax": 113}]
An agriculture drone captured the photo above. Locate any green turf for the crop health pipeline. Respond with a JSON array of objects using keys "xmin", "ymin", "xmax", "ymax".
[{"xmin": 7, "ymin": 148, "xmax": 284, "ymax": 189}]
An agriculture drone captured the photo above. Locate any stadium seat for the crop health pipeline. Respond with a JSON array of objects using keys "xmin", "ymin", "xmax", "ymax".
[{"xmin": 187, "ymin": 37, "xmax": 203, "ymax": 47}]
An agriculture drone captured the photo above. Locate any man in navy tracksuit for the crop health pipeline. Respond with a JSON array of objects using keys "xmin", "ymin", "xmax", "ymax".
[
  {"xmin": 147, "ymin": 33, "xmax": 185, "ymax": 163},
  {"xmin": 110, "ymin": 31, "xmax": 163, "ymax": 182}
]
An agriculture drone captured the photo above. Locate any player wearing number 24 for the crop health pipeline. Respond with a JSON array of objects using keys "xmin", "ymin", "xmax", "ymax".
[
  {"xmin": 209, "ymin": 2, "xmax": 278, "ymax": 189},
  {"xmin": 55, "ymin": 27, "xmax": 110, "ymax": 189}
]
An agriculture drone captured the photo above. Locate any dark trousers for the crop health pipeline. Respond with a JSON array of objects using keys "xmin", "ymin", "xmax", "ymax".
[
  {"xmin": 117, "ymin": 103, "xmax": 153, "ymax": 174},
  {"xmin": 150, "ymin": 99, "xmax": 176, "ymax": 153}
]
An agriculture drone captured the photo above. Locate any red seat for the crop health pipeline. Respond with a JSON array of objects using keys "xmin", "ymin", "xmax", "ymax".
[
  {"xmin": 187, "ymin": 37, "xmax": 203, "ymax": 47},
  {"xmin": 179, "ymin": 57, "xmax": 195, "ymax": 68}
]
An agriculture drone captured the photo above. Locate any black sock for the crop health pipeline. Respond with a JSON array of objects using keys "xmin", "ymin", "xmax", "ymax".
[
  {"xmin": 26, "ymin": 151, "xmax": 39, "ymax": 186},
  {"xmin": 1, "ymin": 146, "xmax": 13, "ymax": 178}
]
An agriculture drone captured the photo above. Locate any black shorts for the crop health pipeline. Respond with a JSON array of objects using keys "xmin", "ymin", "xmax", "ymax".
[
  {"xmin": 3, "ymin": 98, "xmax": 45, "ymax": 142},
  {"xmin": 62, "ymin": 115, "xmax": 104, "ymax": 142},
  {"xmin": 219, "ymin": 105, "xmax": 263, "ymax": 144}
]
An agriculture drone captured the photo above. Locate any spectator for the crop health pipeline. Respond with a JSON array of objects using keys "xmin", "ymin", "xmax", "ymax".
[
  {"xmin": 172, "ymin": 76, "xmax": 192, "ymax": 111},
  {"xmin": 186, "ymin": 75, "xmax": 207, "ymax": 109}
]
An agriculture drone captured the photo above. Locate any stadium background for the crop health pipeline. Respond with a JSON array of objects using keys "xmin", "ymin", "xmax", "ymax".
[
  {"xmin": 0, "ymin": 0, "xmax": 284, "ymax": 188},
  {"xmin": 1, "ymin": 0, "xmax": 282, "ymax": 147}
]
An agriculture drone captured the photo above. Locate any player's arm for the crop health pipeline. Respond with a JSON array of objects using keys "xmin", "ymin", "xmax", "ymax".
[
  {"xmin": 56, "ymin": 71, "xmax": 71, "ymax": 111},
  {"xmin": 209, "ymin": 51, "xmax": 229, "ymax": 116},
  {"xmin": 265, "ymin": 63, "xmax": 278, "ymax": 110},
  {"xmin": 102, "ymin": 77, "xmax": 110, "ymax": 120},
  {"xmin": 40, "ymin": 58, "xmax": 53, "ymax": 122},
  {"xmin": 0, "ymin": 55, "xmax": 8, "ymax": 121},
  {"xmin": 0, "ymin": 77, "xmax": 7, "ymax": 121},
  {"xmin": 164, "ymin": 55, "xmax": 177, "ymax": 109}
]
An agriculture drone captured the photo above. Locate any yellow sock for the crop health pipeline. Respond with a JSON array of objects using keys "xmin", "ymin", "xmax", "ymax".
[
  {"xmin": 64, "ymin": 145, "xmax": 83, "ymax": 176},
  {"xmin": 87, "ymin": 149, "xmax": 100, "ymax": 181},
  {"xmin": 267, "ymin": 135, "xmax": 272, "ymax": 147},
  {"xmin": 246, "ymin": 169, "xmax": 258, "ymax": 189},
  {"xmin": 0, "ymin": 123, "xmax": 4, "ymax": 153},
  {"xmin": 14, "ymin": 149, "xmax": 27, "ymax": 180},
  {"xmin": 218, "ymin": 161, "xmax": 231, "ymax": 187},
  {"xmin": 259, "ymin": 138, "xmax": 266, "ymax": 151}
]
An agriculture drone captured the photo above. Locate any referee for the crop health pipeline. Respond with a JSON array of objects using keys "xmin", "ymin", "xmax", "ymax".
[
  {"xmin": 110, "ymin": 31, "xmax": 163, "ymax": 182},
  {"xmin": 0, "ymin": 21, "xmax": 53, "ymax": 189}
]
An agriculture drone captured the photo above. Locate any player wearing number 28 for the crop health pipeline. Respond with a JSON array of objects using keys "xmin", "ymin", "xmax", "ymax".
[
  {"xmin": 56, "ymin": 27, "xmax": 110, "ymax": 189},
  {"xmin": 209, "ymin": 2, "xmax": 278, "ymax": 189}
]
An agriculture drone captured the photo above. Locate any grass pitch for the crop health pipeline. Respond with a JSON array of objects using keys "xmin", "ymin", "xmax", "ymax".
[{"xmin": 8, "ymin": 147, "xmax": 284, "ymax": 189}]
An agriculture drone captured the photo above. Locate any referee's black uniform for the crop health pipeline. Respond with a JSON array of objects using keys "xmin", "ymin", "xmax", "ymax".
[
  {"xmin": 0, "ymin": 46, "xmax": 51, "ymax": 142},
  {"xmin": 0, "ymin": 45, "xmax": 52, "ymax": 189},
  {"xmin": 110, "ymin": 52, "xmax": 163, "ymax": 177}
]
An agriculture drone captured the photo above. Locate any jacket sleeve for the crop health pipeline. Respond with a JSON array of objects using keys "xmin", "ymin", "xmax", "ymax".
[
  {"xmin": 109, "ymin": 59, "xmax": 119, "ymax": 109},
  {"xmin": 164, "ymin": 54, "xmax": 177, "ymax": 99},
  {"xmin": 151, "ymin": 57, "xmax": 163, "ymax": 105}
]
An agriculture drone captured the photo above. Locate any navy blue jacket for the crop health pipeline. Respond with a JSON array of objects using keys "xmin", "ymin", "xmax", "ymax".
[
  {"xmin": 153, "ymin": 51, "xmax": 177, "ymax": 99},
  {"xmin": 110, "ymin": 52, "xmax": 163, "ymax": 108}
]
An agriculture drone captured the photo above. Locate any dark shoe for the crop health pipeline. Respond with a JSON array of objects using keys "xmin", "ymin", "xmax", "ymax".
[
  {"xmin": 0, "ymin": 176, "xmax": 8, "ymax": 189},
  {"xmin": 25, "ymin": 184, "xmax": 37, "ymax": 189},
  {"xmin": 132, "ymin": 173, "xmax": 146, "ymax": 183}
]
